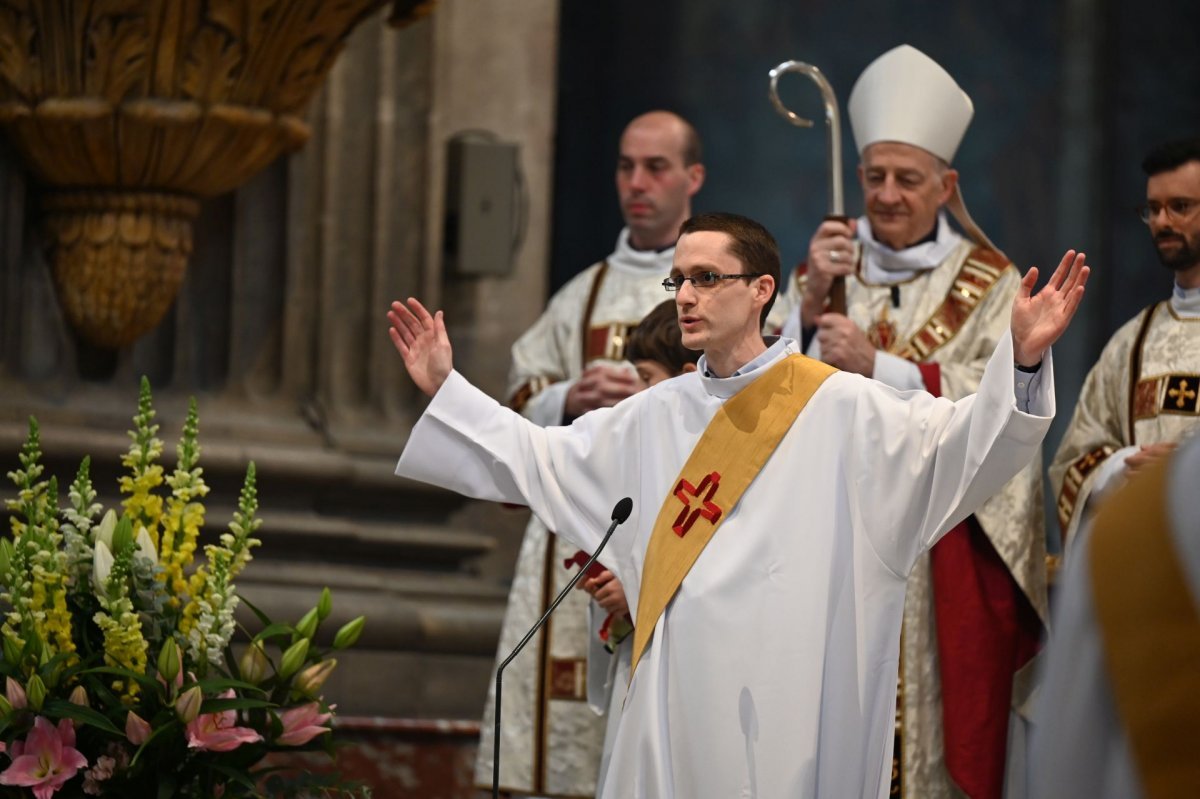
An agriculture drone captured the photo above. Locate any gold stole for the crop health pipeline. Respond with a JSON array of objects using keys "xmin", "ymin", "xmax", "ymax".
[
  {"xmin": 1090, "ymin": 451, "xmax": 1200, "ymax": 797},
  {"xmin": 629, "ymin": 354, "xmax": 837, "ymax": 679}
]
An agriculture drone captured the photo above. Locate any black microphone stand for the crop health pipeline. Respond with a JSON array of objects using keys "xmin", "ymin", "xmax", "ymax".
[{"xmin": 492, "ymin": 498, "xmax": 633, "ymax": 799}]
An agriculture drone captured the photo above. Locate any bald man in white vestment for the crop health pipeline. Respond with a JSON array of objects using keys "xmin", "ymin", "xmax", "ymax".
[{"xmin": 389, "ymin": 212, "xmax": 1089, "ymax": 799}]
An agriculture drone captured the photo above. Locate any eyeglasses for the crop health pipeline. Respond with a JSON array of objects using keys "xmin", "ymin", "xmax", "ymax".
[
  {"xmin": 662, "ymin": 272, "xmax": 763, "ymax": 292},
  {"xmin": 1136, "ymin": 198, "xmax": 1200, "ymax": 224}
]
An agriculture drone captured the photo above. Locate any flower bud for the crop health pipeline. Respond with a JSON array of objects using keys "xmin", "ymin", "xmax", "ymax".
[
  {"xmin": 25, "ymin": 674, "xmax": 46, "ymax": 711},
  {"xmin": 69, "ymin": 685, "xmax": 89, "ymax": 708},
  {"xmin": 317, "ymin": 588, "xmax": 332, "ymax": 621},
  {"xmin": 294, "ymin": 608, "xmax": 319, "ymax": 641},
  {"xmin": 0, "ymin": 694, "xmax": 12, "ymax": 717},
  {"xmin": 135, "ymin": 526, "xmax": 157, "ymax": 564},
  {"xmin": 175, "ymin": 685, "xmax": 203, "ymax": 723},
  {"xmin": 5, "ymin": 676, "xmax": 26, "ymax": 709},
  {"xmin": 2, "ymin": 634, "xmax": 22, "ymax": 667},
  {"xmin": 293, "ymin": 659, "xmax": 337, "ymax": 696},
  {"xmin": 332, "ymin": 616, "xmax": 366, "ymax": 650},
  {"xmin": 112, "ymin": 516, "xmax": 134, "ymax": 557},
  {"xmin": 278, "ymin": 638, "xmax": 309, "ymax": 680},
  {"xmin": 157, "ymin": 638, "xmax": 181, "ymax": 686},
  {"xmin": 0, "ymin": 538, "xmax": 13, "ymax": 576},
  {"xmin": 94, "ymin": 509, "xmax": 117, "ymax": 550},
  {"xmin": 92, "ymin": 540, "xmax": 114, "ymax": 596},
  {"xmin": 126, "ymin": 710, "xmax": 152, "ymax": 745},
  {"xmin": 238, "ymin": 641, "xmax": 270, "ymax": 685},
  {"xmin": 45, "ymin": 657, "xmax": 65, "ymax": 690}
]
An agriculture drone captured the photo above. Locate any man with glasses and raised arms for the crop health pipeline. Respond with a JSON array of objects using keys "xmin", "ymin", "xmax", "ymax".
[
  {"xmin": 1050, "ymin": 136, "xmax": 1200, "ymax": 551},
  {"xmin": 389, "ymin": 211, "xmax": 1089, "ymax": 798}
]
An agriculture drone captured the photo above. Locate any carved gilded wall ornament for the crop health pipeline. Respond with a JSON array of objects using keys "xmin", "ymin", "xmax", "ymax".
[{"xmin": 0, "ymin": 0, "xmax": 429, "ymax": 349}]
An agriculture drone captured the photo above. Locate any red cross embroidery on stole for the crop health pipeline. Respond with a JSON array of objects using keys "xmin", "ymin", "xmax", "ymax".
[{"xmin": 672, "ymin": 471, "xmax": 723, "ymax": 537}]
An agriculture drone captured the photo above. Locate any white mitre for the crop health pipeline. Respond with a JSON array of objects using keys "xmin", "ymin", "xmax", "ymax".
[
  {"xmin": 847, "ymin": 44, "xmax": 973, "ymax": 163},
  {"xmin": 847, "ymin": 44, "xmax": 1001, "ymax": 253}
]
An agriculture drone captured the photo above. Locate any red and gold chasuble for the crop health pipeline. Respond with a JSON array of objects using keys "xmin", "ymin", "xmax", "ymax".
[{"xmin": 630, "ymin": 354, "xmax": 837, "ymax": 678}]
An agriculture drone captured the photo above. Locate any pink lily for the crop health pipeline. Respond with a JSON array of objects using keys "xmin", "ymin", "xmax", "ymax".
[
  {"xmin": 0, "ymin": 715, "xmax": 88, "ymax": 799},
  {"xmin": 184, "ymin": 690, "xmax": 262, "ymax": 753},
  {"xmin": 276, "ymin": 702, "xmax": 333, "ymax": 746}
]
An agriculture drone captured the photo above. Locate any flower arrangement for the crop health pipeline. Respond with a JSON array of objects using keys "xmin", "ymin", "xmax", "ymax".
[{"xmin": 0, "ymin": 379, "xmax": 368, "ymax": 798}]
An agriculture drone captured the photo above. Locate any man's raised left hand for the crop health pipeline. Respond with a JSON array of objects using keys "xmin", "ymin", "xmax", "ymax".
[{"xmin": 1010, "ymin": 250, "xmax": 1090, "ymax": 368}]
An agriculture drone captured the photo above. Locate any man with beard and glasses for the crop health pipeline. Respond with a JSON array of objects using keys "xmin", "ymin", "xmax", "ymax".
[{"xmin": 1050, "ymin": 136, "xmax": 1200, "ymax": 551}]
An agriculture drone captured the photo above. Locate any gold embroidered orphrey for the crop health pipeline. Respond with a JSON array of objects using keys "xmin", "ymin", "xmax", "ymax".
[
  {"xmin": 893, "ymin": 246, "xmax": 1007, "ymax": 361},
  {"xmin": 630, "ymin": 354, "xmax": 837, "ymax": 679}
]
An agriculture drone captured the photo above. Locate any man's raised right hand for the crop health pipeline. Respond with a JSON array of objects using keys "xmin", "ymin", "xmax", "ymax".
[{"xmin": 388, "ymin": 298, "xmax": 453, "ymax": 397}]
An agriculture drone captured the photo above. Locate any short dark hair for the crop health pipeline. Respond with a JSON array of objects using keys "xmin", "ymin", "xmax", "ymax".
[
  {"xmin": 677, "ymin": 212, "xmax": 780, "ymax": 328},
  {"xmin": 1141, "ymin": 137, "xmax": 1200, "ymax": 176},
  {"xmin": 625, "ymin": 299, "xmax": 700, "ymax": 374}
]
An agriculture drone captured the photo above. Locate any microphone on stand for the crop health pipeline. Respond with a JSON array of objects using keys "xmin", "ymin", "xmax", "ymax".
[{"xmin": 492, "ymin": 497, "xmax": 634, "ymax": 799}]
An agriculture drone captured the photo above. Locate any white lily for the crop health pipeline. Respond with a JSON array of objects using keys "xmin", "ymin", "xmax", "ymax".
[
  {"xmin": 94, "ymin": 509, "xmax": 117, "ymax": 550},
  {"xmin": 135, "ymin": 526, "xmax": 157, "ymax": 564},
  {"xmin": 93, "ymin": 540, "xmax": 114, "ymax": 596}
]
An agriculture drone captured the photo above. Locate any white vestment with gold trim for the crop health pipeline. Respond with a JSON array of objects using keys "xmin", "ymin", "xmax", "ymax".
[{"xmin": 1049, "ymin": 291, "xmax": 1200, "ymax": 549}]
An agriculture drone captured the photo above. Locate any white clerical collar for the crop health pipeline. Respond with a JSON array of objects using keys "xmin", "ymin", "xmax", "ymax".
[
  {"xmin": 698, "ymin": 337, "xmax": 794, "ymax": 398},
  {"xmin": 1171, "ymin": 282, "xmax": 1200, "ymax": 318},
  {"xmin": 608, "ymin": 227, "xmax": 676, "ymax": 275},
  {"xmin": 856, "ymin": 212, "xmax": 964, "ymax": 284}
]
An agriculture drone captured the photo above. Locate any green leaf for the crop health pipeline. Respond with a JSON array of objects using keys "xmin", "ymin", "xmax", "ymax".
[
  {"xmin": 193, "ymin": 677, "xmax": 266, "ymax": 696},
  {"xmin": 130, "ymin": 720, "xmax": 179, "ymax": 767},
  {"xmin": 43, "ymin": 698, "xmax": 122, "ymax": 735},
  {"xmin": 78, "ymin": 665, "xmax": 158, "ymax": 692},
  {"xmin": 237, "ymin": 593, "xmax": 272, "ymax": 627},
  {"xmin": 249, "ymin": 623, "xmax": 293, "ymax": 643}
]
